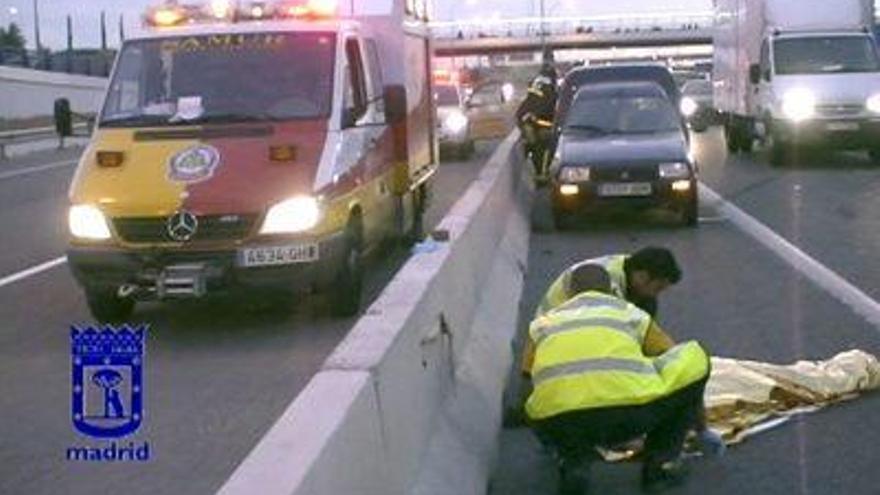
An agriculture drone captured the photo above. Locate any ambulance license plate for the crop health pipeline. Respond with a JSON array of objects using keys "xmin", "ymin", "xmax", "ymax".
[
  {"xmin": 598, "ymin": 182, "xmax": 653, "ymax": 197},
  {"xmin": 239, "ymin": 244, "xmax": 319, "ymax": 267}
]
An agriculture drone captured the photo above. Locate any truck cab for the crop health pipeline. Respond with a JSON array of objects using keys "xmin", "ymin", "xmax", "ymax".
[
  {"xmin": 65, "ymin": 0, "xmax": 437, "ymax": 321},
  {"xmin": 751, "ymin": 31, "xmax": 880, "ymax": 162}
]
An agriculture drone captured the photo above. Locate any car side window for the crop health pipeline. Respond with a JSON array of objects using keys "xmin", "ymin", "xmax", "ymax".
[{"xmin": 344, "ymin": 38, "xmax": 368, "ymax": 121}]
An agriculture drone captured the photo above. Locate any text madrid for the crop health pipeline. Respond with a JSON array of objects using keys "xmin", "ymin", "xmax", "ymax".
[{"xmin": 66, "ymin": 441, "xmax": 151, "ymax": 462}]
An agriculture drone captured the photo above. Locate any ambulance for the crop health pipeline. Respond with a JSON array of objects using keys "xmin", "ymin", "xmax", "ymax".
[{"xmin": 64, "ymin": 0, "xmax": 438, "ymax": 321}]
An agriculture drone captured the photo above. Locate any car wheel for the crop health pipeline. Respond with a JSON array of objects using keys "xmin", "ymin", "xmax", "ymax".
[
  {"xmin": 552, "ymin": 208, "xmax": 574, "ymax": 231},
  {"xmin": 682, "ymin": 196, "xmax": 699, "ymax": 228},
  {"xmin": 328, "ymin": 222, "xmax": 364, "ymax": 318},
  {"xmin": 86, "ymin": 288, "xmax": 136, "ymax": 323}
]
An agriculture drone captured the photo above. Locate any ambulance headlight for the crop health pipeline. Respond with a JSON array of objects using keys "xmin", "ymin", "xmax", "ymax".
[
  {"xmin": 69, "ymin": 205, "xmax": 112, "ymax": 240},
  {"xmin": 443, "ymin": 111, "xmax": 469, "ymax": 134},
  {"xmin": 260, "ymin": 196, "xmax": 322, "ymax": 234},
  {"xmin": 866, "ymin": 94, "xmax": 880, "ymax": 114},
  {"xmin": 781, "ymin": 89, "xmax": 816, "ymax": 122}
]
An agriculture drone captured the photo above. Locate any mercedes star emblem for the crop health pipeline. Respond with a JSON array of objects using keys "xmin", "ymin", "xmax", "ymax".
[{"xmin": 166, "ymin": 210, "xmax": 198, "ymax": 242}]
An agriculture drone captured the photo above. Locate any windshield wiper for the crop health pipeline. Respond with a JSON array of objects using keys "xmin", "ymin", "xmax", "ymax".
[
  {"xmin": 100, "ymin": 114, "xmax": 174, "ymax": 127},
  {"xmin": 172, "ymin": 112, "xmax": 281, "ymax": 125}
]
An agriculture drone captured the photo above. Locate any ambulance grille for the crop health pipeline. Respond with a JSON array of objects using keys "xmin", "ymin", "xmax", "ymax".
[{"xmin": 113, "ymin": 215, "xmax": 258, "ymax": 243}]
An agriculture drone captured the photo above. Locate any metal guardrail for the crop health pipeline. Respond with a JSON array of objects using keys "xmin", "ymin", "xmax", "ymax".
[{"xmin": 0, "ymin": 122, "xmax": 88, "ymax": 159}]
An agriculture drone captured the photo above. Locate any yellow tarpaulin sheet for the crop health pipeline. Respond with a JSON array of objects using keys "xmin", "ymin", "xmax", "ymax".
[{"xmin": 706, "ymin": 349, "xmax": 880, "ymax": 444}]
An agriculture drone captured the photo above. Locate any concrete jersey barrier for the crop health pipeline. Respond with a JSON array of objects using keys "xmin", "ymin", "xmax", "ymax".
[
  {"xmin": 218, "ymin": 132, "xmax": 531, "ymax": 495},
  {"xmin": 0, "ymin": 67, "xmax": 106, "ymax": 119}
]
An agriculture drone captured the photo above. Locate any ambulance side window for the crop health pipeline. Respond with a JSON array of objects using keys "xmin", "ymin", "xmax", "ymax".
[{"xmin": 344, "ymin": 38, "xmax": 368, "ymax": 123}]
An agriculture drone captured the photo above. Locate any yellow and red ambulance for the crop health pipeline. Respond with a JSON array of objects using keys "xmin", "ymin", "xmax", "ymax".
[{"xmin": 65, "ymin": 0, "xmax": 437, "ymax": 321}]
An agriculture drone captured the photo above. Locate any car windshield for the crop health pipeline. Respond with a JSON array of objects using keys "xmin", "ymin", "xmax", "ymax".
[
  {"xmin": 100, "ymin": 32, "xmax": 336, "ymax": 127},
  {"xmin": 682, "ymin": 80, "xmax": 712, "ymax": 96},
  {"xmin": 564, "ymin": 92, "xmax": 681, "ymax": 135},
  {"xmin": 434, "ymin": 85, "xmax": 460, "ymax": 106},
  {"xmin": 774, "ymin": 36, "xmax": 880, "ymax": 75}
]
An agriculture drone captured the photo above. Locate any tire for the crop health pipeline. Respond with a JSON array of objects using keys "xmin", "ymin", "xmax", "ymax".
[
  {"xmin": 86, "ymin": 288, "xmax": 136, "ymax": 323},
  {"xmin": 724, "ymin": 123, "xmax": 741, "ymax": 153},
  {"xmin": 868, "ymin": 147, "xmax": 880, "ymax": 164},
  {"xmin": 682, "ymin": 195, "xmax": 699, "ymax": 228},
  {"xmin": 328, "ymin": 226, "xmax": 364, "ymax": 318},
  {"xmin": 552, "ymin": 208, "xmax": 574, "ymax": 231},
  {"xmin": 725, "ymin": 118, "xmax": 753, "ymax": 153},
  {"xmin": 765, "ymin": 123, "xmax": 789, "ymax": 167},
  {"xmin": 402, "ymin": 185, "xmax": 427, "ymax": 246}
]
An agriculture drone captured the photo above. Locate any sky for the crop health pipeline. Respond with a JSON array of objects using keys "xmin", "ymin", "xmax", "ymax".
[{"xmin": 0, "ymin": 0, "xmax": 713, "ymax": 49}]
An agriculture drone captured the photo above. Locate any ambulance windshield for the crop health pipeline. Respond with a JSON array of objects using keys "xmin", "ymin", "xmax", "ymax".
[{"xmin": 101, "ymin": 32, "xmax": 337, "ymax": 126}]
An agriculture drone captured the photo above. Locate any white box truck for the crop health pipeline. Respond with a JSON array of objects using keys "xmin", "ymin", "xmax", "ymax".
[{"xmin": 713, "ymin": 0, "xmax": 880, "ymax": 164}]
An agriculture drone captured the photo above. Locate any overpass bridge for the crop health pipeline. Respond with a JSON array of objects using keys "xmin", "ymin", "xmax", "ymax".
[{"xmin": 430, "ymin": 11, "xmax": 714, "ymax": 56}]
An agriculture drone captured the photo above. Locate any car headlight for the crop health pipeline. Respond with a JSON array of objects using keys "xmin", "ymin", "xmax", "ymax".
[
  {"xmin": 680, "ymin": 97, "xmax": 699, "ymax": 117},
  {"xmin": 443, "ymin": 111, "xmax": 469, "ymax": 134},
  {"xmin": 558, "ymin": 166, "xmax": 591, "ymax": 183},
  {"xmin": 866, "ymin": 94, "xmax": 880, "ymax": 114},
  {"xmin": 658, "ymin": 162, "xmax": 691, "ymax": 179},
  {"xmin": 69, "ymin": 205, "xmax": 112, "ymax": 240},
  {"xmin": 781, "ymin": 88, "xmax": 816, "ymax": 122},
  {"xmin": 259, "ymin": 196, "xmax": 321, "ymax": 234}
]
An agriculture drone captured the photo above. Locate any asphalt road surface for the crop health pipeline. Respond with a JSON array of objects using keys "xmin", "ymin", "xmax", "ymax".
[
  {"xmin": 491, "ymin": 128, "xmax": 880, "ymax": 495},
  {"xmin": 0, "ymin": 141, "xmax": 495, "ymax": 495}
]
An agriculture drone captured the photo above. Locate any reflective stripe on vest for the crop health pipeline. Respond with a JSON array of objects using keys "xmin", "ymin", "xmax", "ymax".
[
  {"xmin": 531, "ymin": 317, "xmax": 643, "ymax": 346},
  {"xmin": 532, "ymin": 357, "xmax": 656, "ymax": 386}
]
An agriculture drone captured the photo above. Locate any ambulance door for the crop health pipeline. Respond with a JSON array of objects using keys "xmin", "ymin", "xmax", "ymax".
[{"xmin": 340, "ymin": 36, "xmax": 387, "ymax": 247}]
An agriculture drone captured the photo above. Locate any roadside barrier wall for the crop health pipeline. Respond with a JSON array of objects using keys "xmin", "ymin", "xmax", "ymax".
[
  {"xmin": 218, "ymin": 132, "xmax": 531, "ymax": 495},
  {"xmin": 0, "ymin": 67, "xmax": 106, "ymax": 119}
]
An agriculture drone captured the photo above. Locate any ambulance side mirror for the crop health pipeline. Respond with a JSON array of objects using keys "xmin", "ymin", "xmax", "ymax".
[
  {"xmin": 383, "ymin": 85, "xmax": 407, "ymax": 125},
  {"xmin": 54, "ymin": 98, "xmax": 73, "ymax": 137}
]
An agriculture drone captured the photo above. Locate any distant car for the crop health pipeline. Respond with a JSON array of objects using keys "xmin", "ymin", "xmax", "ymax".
[
  {"xmin": 465, "ymin": 80, "xmax": 517, "ymax": 140},
  {"xmin": 680, "ymin": 79, "xmax": 717, "ymax": 132},
  {"xmin": 549, "ymin": 81, "xmax": 698, "ymax": 228},
  {"xmin": 434, "ymin": 83, "xmax": 474, "ymax": 159}
]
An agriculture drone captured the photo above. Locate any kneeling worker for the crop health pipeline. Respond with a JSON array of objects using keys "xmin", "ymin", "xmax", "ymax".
[
  {"xmin": 523, "ymin": 265, "xmax": 721, "ymax": 494},
  {"xmin": 534, "ymin": 246, "xmax": 682, "ymax": 319}
]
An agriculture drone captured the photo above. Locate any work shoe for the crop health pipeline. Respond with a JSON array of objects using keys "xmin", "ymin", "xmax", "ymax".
[
  {"xmin": 557, "ymin": 458, "xmax": 591, "ymax": 495},
  {"xmin": 641, "ymin": 458, "xmax": 689, "ymax": 493}
]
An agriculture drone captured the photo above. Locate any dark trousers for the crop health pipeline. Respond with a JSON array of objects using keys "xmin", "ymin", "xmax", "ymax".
[{"xmin": 530, "ymin": 377, "xmax": 708, "ymax": 466}]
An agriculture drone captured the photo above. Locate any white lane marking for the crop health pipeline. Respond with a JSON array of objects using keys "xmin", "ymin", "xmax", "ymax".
[
  {"xmin": 0, "ymin": 256, "xmax": 67, "ymax": 289},
  {"xmin": 700, "ymin": 183, "xmax": 880, "ymax": 329},
  {"xmin": 0, "ymin": 159, "xmax": 77, "ymax": 181}
]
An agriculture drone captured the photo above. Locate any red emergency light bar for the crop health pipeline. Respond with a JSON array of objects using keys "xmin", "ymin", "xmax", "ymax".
[{"xmin": 145, "ymin": 0, "xmax": 338, "ymax": 27}]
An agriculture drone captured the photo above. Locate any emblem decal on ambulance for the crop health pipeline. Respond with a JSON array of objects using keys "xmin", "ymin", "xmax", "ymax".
[{"xmin": 168, "ymin": 145, "xmax": 220, "ymax": 183}]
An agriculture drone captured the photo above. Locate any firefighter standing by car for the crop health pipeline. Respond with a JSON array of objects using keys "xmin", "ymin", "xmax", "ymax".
[{"xmin": 516, "ymin": 63, "xmax": 558, "ymax": 182}]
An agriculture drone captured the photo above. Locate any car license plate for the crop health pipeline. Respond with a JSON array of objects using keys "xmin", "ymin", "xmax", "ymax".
[
  {"xmin": 827, "ymin": 122, "xmax": 859, "ymax": 132},
  {"xmin": 598, "ymin": 182, "xmax": 652, "ymax": 197},
  {"xmin": 239, "ymin": 244, "xmax": 319, "ymax": 267}
]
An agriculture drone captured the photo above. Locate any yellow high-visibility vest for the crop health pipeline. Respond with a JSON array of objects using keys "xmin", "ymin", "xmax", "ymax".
[
  {"xmin": 525, "ymin": 291, "xmax": 709, "ymax": 421},
  {"xmin": 534, "ymin": 255, "xmax": 628, "ymax": 318}
]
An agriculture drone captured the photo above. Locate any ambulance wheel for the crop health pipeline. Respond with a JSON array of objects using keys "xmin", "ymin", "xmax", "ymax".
[
  {"xmin": 403, "ymin": 185, "xmax": 427, "ymax": 246},
  {"xmin": 681, "ymin": 195, "xmax": 699, "ymax": 228},
  {"xmin": 86, "ymin": 288, "xmax": 135, "ymax": 323},
  {"xmin": 329, "ymin": 225, "xmax": 364, "ymax": 318}
]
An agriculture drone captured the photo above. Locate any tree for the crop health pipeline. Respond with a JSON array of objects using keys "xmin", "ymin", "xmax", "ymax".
[{"xmin": 1, "ymin": 23, "xmax": 27, "ymax": 50}]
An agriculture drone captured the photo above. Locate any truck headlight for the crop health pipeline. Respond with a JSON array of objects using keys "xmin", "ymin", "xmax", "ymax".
[
  {"xmin": 260, "ymin": 196, "xmax": 321, "ymax": 234},
  {"xmin": 69, "ymin": 205, "xmax": 112, "ymax": 240},
  {"xmin": 558, "ymin": 166, "xmax": 591, "ymax": 182},
  {"xmin": 443, "ymin": 111, "xmax": 469, "ymax": 134},
  {"xmin": 659, "ymin": 162, "xmax": 691, "ymax": 179},
  {"xmin": 867, "ymin": 94, "xmax": 880, "ymax": 114},
  {"xmin": 680, "ymin": 97, "xmax": 699, "ymax": 117},
  {"xmin": 781, "ymin": 88, "xmax": 816, "ymax": 122}
]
